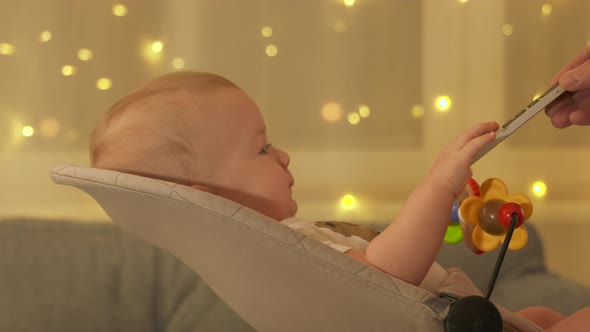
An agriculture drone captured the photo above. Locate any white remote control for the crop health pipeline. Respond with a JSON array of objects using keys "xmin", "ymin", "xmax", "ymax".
[{"xmin": 473, "ymin": 83, "xmax": 567, "ymax": 163}]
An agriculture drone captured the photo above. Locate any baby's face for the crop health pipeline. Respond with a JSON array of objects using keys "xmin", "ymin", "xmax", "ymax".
[{"xmin": 189, "ymin": 87, "xmax": 297, "ymax": 221}]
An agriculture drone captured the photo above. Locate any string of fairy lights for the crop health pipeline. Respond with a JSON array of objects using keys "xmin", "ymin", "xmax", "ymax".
[{"xmin": 0, "ymin": 0, "xmax": 562, "ymax": 213}]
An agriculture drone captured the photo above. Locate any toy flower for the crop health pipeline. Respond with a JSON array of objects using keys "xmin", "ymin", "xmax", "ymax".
[{"xmin": 459, "ymin": 178, "xmax": 533, "ymax": 252}]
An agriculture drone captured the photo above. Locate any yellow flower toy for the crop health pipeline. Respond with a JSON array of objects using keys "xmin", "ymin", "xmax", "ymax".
[{"xmin": 459, "ymin": 178, "xmax": 532, "ymax": 252}]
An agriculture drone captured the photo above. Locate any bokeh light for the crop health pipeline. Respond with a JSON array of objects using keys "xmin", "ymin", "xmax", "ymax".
[
  {"xmin": 96, "ymin": 78, "xmax": 112, "ymax": 90},
  {"xmin": 78, "ymin": 48, "xmax": 93, "ymax": 61},
  {"xmin": 411, "ymin": 104, "xmax": 425, "ymax": 118},
  {"xmin": 435, "ymin": 96, "xmax": 452, "ymax": 112},
  {"xmin": 348, "ymin": 112, "xmax": 361, "ymax": 125},
  {"xmin": 532, "ymin": 181, "xmax": 547, "ymax": 197},
  {"xmin": 502, "ymin": 24, "xmax": 514, "ymax": 36},
  {"xmin": 343, "ymin": 0, "xmax": 355, "ymax": 7},
  {"xmin": 541, "ymin": 4, "xmax": 553, "ymax": 16},
  {"xmin": 113, "ymin": 4, "xmax": 128, "ymax": 17},
  {"xmin": 321, "ymin": 102, "xmax": 343, "ymax": 122},
  {"xmin": 340, "ymin": 194, "xmax": 357, "ymax": 209},
  {"xmin": 61, "ymin": 65, "xmax": 76, "ymax": 76},
  {"xmin": 261, "ymin": 26, "xmax": 273, "ymax": 37},
  {"xmin": 0, "ymin": 42, "xmax": 16, "ymax": 55},
  {"xmin": 358, "ymin": 105, "xmax": 370, "ymax": 118},
  {"xmin": 141, "ymin": 40, "xmax": 164, "ymax": 64},
  {"xmin": 39, "ymin": 31, "xmax": 52, "ymax": 43},
  {"xmin": 22, "ymin": 126, "xmax": 34, "ymax": 137},
  {"xmin": 151, "ymin": 41, "xmax": 164, "ymax": 53},
  {"xmin": 265, "ymin": 44, "xmax": 278, "ymax": 57}
]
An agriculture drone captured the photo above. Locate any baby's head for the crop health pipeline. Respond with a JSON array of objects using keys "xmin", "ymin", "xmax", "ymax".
[{"xmin": 91, "ymin": 71, "xmax": 297, "ymax": 220}]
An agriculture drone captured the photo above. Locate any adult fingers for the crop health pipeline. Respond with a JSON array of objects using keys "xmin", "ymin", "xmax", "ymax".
[
  {"xmin": 550, "ymin": 105, "xmax": 575, "ymax": 128},
  {"xmin": 550, "ymin": 46, "xmax": 590, "ymax": 86},
  {"xmin": 546, "ymin": 89, "xmax": 590, "ymax": 127},
  {"xmin": 545, "ymin": 96, "xmax": 572, "ymax": 117},
  {"xmin": 559, "ymin": 59, "xmax": 590, "ymax": 91},
  {"xmin": 569, "ymin": 109, "xmax": 590, "ymax": 126},
  {"xmin": 570, "ymin": 87, "xmax": 590, "ymax": 109}
]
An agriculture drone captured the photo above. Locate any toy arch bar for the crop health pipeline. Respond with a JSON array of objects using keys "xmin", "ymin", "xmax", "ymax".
[{"xmin": 443, "ymin": 212, "xmax": 523, "ymax": 332}]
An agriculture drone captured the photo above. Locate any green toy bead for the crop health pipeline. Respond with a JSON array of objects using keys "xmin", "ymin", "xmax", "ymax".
[{"xmin": 444, "ymin": 224, "xmax": 463, "ymax": 244}]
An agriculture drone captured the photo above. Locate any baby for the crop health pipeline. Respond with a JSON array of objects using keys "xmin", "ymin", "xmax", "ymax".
[{"xmin": 91, "ymin": 71, "xmax": 590, "ymax": 331}]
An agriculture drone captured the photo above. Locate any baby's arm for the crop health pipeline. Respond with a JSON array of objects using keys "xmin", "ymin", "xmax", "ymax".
[{"xmin": 360, "ymin": 122, "xmax": 498, "ymax": 286}]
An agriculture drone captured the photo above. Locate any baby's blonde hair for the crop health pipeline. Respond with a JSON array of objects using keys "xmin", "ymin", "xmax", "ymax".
[{"xmin": 90, "ymin": 71, "xmax": 237, "ymax": 184}]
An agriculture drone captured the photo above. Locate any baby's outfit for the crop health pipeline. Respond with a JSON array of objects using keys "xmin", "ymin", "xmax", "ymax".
[
  {"xmin": 280, "ymin": 217, "xmax": 543, "ymax": 332},
  {"xmin": 280, "ymin": 217, "xmax": 448, "ymax": 292}
]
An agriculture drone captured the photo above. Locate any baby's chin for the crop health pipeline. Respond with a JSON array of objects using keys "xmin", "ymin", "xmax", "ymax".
[
  {"xmin": 289, "ymin": 198, "xmax": 298, "ymax": 216},
  {"xmin": 274, "ymin": 199, "xmax": 298, "ymax": 221}
]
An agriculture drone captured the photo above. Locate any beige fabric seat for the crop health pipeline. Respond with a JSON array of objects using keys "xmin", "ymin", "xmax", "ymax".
[{"xmin": 50, "ymin": 165, "xmax": 534, "ymax": 332}]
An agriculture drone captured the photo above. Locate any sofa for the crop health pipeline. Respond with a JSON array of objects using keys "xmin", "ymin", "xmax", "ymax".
[
  {"xmin": 0, "ymin": 218, "xmax": 254, "ymax": 332},
  {"xmin": 1, "ymin": 218, "xmax": 588, "ymax": 332}
]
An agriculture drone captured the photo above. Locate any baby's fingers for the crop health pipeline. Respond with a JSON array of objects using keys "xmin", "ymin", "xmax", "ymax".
[
  {"xmin": 462, "ymin": 130, "xmax": 496, "ymax": 159},
  {"xmin": 455, "ymin": 121, "xmax": 499, "ymax": 148}
]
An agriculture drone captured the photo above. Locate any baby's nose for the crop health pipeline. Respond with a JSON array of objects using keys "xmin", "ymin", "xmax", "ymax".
[{"xmin": 277, "ymin": 148, "xmax": 290, "ymax": 168}]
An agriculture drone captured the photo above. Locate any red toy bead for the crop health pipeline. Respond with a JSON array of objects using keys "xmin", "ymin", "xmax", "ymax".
[{"xmin": 497, "ymin": 203, "xmax": 525, "ymax": 229}]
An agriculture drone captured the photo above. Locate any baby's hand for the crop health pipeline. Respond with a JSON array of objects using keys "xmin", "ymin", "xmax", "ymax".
[{"xmin": 427, "ymin": 122, "xmax": 499, "ymax": 198}]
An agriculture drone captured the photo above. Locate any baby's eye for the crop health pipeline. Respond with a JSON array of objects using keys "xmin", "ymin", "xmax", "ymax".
[
  {"xmin": 261, "ymin": 143, "xmax": 272, "ymax": 155},
  {"xmin": 261, "ymin": 144, "xmax": 271, "ymax": 154}
]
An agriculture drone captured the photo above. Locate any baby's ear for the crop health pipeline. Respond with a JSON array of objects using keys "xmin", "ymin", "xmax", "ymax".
[{"xmin": 190, "ymin": 184, "xmax": 210, "ymax": 192}]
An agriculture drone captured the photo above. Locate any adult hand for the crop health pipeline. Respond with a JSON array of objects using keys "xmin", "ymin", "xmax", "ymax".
[{"xmin": 545, "ymin": 46, "xmax": 590, "ymax": 128}]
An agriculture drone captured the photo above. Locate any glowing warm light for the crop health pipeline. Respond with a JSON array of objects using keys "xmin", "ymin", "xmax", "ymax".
[
  {"xmin": 457, "ymin": 0, "xmax": 469, "ymax": 3},
  {"xmin": 112, "ymin": 4, "xmax": 128, "ymax": 17},
  {"xmin": 343, "ymin": 0, "xmax": 355, "ymax": 7},
  {"xmin": 40, "ymin": 119, "xmax": 59, "ymax": 137},
  {"xmin": 141, "ymin": 41, "xmax": 163, "ymax": 64},
  {"xmin": 96, "ymin": 78, "xmax": 112, "ymax": 90},
  {"xmin": 541, "ymin": 4, "xmax": 553, "ymax": 16},
  {"xmin": 261, "ymin": 26, "xmax": 273, "ymax": 38},
  {"xmin": 341, "ymin": 194, "xmax": 357, "ymax": 209},
  {"xmin": 411, "ymin": 104, "xmax": 425, "ymax": 118},
  {"xmin": 321, "ymin": 102, "xmax": 343, "ymax": 122},
  {"xmin": 151, "ymin": 41, "xmax": 164, "ymax": 53},
  {"xmin": 348, "ymin": 112, "xmax": 361, "ymax": 125},
  {"xmin": 22, "ymin": 126, "xmax": 34, "ymax": 137},
  {"xmin": 39, "ymin": 31, "xmax": 52, "ymax": 43},
  {"xmin": 0, "ymin": 42, "xmax": 16, "ymax": 55},
  {"xmin": 172, "ymin": 57, "xmax": 185, "ymax": 69},
  {"xmin": 532, "ymin": 181, "xmax": 547, "ymax": 197},
  {"xmin": 435, "ymin": 96, "xmax": 452, "ymax": 112},
  {"xmin": 334, "ymin": 21, "xmax": 347, "ymax": 33},
  {"xmin": 533, "ymin": 92, "xmax": 541, "ymax": 101},
  {"xmin": 502, "ymin": 24, "xmax": 514, "ymax": 36},
  {"xmin": 61, "ymin": 65, "xmax": 76, "ymax": 76},
  {"xmin": 265, "ymin": 44, "xmax": 278, "ymax": 57},
  {"xmin": 358, "ymin": 105, "xmax": 370, "ymax": 118},
  {"xmin": 78, "ymin": 48, "xmax": 93, "ymax": 61}
]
